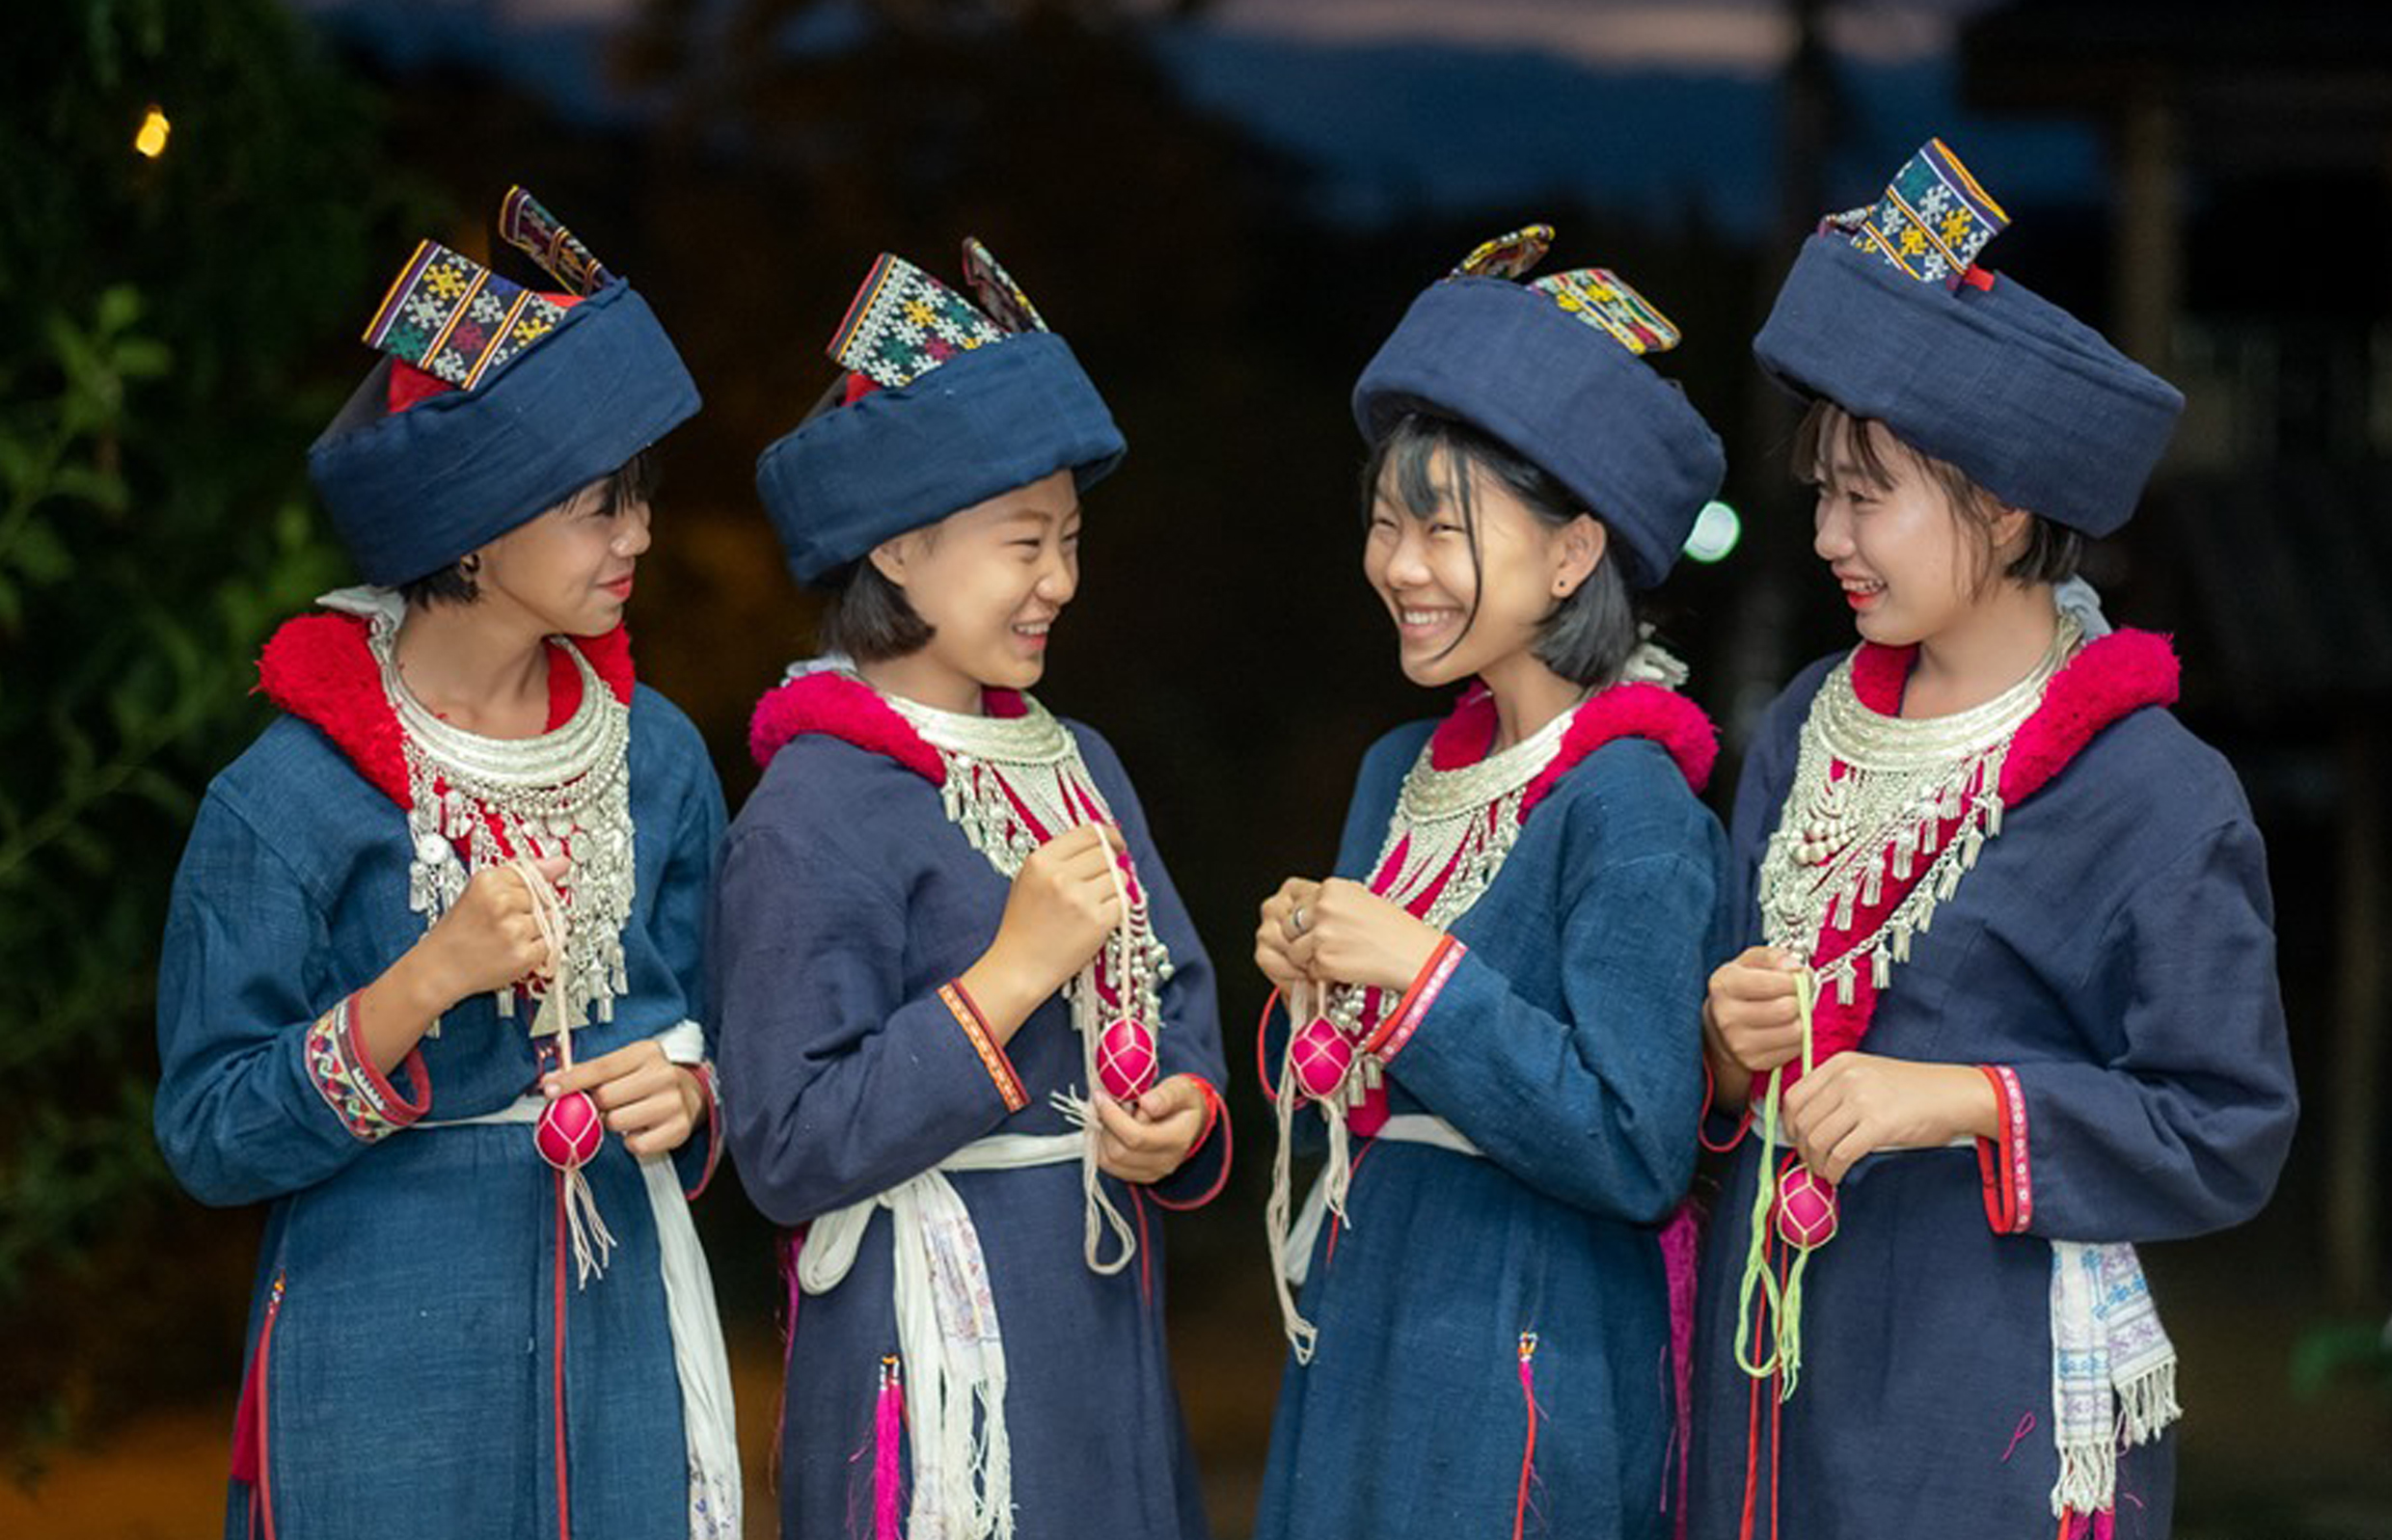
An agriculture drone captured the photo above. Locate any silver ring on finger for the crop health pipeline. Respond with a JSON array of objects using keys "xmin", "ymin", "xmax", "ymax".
[{"xmin": 1288, "ymin": 904, "xmax": 1309, "ymax": 938}]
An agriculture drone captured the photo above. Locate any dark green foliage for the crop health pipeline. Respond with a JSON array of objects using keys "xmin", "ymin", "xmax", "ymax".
[{"xmin": 0, "ymin": 0, "xmax": 403, "ymax": 1459}]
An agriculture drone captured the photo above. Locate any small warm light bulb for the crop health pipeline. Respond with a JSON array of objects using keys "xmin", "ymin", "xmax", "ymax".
[
  {"xmin": 133, "ymin": 106, "xmax": 170, "ymax": 159},
  {"xmin": 1683, "ymin": 500, "xmax": 1742, "ymax": 563}
]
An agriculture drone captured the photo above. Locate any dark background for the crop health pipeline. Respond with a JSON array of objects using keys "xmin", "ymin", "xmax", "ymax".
[{"xmin": 5, "ymin": 1, "xmax": 2389, "ymax": 1534}]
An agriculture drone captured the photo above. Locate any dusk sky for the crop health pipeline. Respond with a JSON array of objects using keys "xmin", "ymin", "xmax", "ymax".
[
  {"xmin": 305, "ymin": 0, "xmax": 2006, "ymax": 71},
  {"xmin": 289, "ymin": 0, "xmax": 2094, "ymax": 230}
]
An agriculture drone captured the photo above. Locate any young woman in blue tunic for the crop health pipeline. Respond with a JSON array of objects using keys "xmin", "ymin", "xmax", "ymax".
[
  {"xmin": 1687, "ymin": 141, "xmax": 2297, "ymax": 1540},
  {"xmin": 716, "ymin": 241, "xmax": 1230, "ymax": 1540},
  {"xmin": 1250, "ymin": 229, "xmax": 1732, "ymax": 1540},
  {"xmin": 153, "ymin": 192, "xmax": 740, "ymax": 1539}
]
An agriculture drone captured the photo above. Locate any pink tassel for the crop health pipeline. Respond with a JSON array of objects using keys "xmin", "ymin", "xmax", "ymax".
[
  {"xmin": 1659, "ymin": 1202, "xmax": 1700, "ymax": 1539},
  {"xmin": 874, "ymin": 1356, "xmax": 904, "ymax": 1540}
]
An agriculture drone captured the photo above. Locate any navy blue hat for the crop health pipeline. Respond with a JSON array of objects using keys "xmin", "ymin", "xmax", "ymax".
[
  {"xmin": 1353, "ymin": 228, "xmax": 1726, "ymax": 589},
  {"xmin": 307, "ymin": 189, "xmax": 700, "ymax": 586},
  {"xmin": 1753, "ymin": 139, "xmax": 2183, "ymax": 538},
  {"xmin": 756, "ymin": 241, "xmax": 1126, "ymax": 587}
]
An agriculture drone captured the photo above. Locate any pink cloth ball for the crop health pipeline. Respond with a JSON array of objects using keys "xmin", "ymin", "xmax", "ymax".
[
  {"xmin": 1098, "ymin": 1016, "xmax": 1158, "ymax": 1100},
  {"xmin": 1774, "ymin": 1164, "xmax": 1839, "ymax": 1249},
  {"xmin": 536, "ymin": 1089, "xmax": 606, "ymax": 1171},
  {"xmin": 1290, "ymin": 1016, "xmax": 1354, "ymax": 1102}
]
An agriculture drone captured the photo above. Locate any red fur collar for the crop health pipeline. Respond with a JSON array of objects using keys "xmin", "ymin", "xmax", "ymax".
[
  {"xmin": 1425, "ymin": 680, "xmax": 1717, "ymax": 811},
  {"xmin": 747, "ymin": 668, "xmax": 1028, "ymax": 778},
  {"xmin": 256, "ymin": 610, "xmax": 636, "ymax": 809}
]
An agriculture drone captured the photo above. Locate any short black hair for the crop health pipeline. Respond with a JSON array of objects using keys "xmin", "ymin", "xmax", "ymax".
[
  {"xmin": 396, "ymin": 450, "xmax": 659, "ymax": 608},
  {"xmin": 817, "ymin": 556, "xmax": 935, "ymax": 663},
  {"xmin": 1793, "ymin": 400, "xmax": 2081, "ymax": 592},
  {"xmin": 1362, "ymin": 412, "xmax": 1639, "ymax": 689}
]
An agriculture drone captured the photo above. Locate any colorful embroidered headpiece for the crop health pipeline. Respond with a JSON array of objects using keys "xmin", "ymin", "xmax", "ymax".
[
  {"xmin": 1753, "ymin": 140, "xmax": 2183, "ymax": 537},
  {"xmin": 756, "ymin": 239, "xmax": 1125, "ymax": 587},
  {"xmin": 1353, "ymin": 226, "xmax": 1726, "ymax": 588},
  {"xmin": 307, "ymin": 187, "xmax": 699, "ymax": 585}
]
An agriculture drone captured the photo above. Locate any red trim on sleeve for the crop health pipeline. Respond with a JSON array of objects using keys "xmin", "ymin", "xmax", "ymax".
[
  {"xmin": 1973, "ymin": 1064, "xmax": 2032, "ymax": 1234},
  {"xmin": 682, "ymin": 1062, "xmax": 724, "ymax": 1200},
  {"xmin": 1360, "ymin": 934, "xmax": 1466, "ymax": 1062},
  {"xmin": 1145, "ymin": 1074, "xmax": 1233, "ymax": 1211},
  {"xmin": 940, "ymin": 981, "xmax": 1029, "ymax": 1113}
]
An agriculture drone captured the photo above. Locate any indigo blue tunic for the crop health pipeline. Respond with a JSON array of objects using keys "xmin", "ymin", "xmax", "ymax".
[
  {"xmin": 1254, "ymin": 718, "xmax": 1730, "ymax": 1540},
  {"xmin": 715, "ymin": 716, "xmax": 1230, "ymax": 1540},
  {"xmin": 1687, "ymin": 653, "xmax": 2298, "ymax": 1540},
  {"xmin": 155, "ymin": 670, "xmax": 726, "ymax": 1540}
]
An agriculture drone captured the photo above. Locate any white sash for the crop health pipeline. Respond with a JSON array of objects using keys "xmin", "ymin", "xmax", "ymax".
[{"xmin": 799, "ymin": 1130, "xmax": 1088, "ymax": 1540}]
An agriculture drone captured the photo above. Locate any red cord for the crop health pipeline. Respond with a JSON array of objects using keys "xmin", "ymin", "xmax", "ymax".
[{"xmin": 1513, "ymin": 1332, "xmax": 1540, "ymax": 1540}]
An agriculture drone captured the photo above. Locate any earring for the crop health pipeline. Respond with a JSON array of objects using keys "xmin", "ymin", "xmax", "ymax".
[{"xmin": 460, "ymin": 553, "xmax": 483, "ymax": 577}]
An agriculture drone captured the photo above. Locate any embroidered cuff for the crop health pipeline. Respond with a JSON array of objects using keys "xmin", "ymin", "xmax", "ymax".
[
  {"xmin": 941, "ymin": 981, "xmax": 1029, "ymax": 1113},
  {"xmin": 1360, "ymin": 935, "xmax": 1467, "ymax": 1063},
  {"xmin": 1973, "ymin": 1063, "xmax": 2032, "ymax": 1234},
  {"xmin": 304, "ymin": 993, "xmax": 430, "ymax": 1143},
  {"xmin": 1147, "ymin": 1074, "xmax": 1233, "ymax": 1211}
]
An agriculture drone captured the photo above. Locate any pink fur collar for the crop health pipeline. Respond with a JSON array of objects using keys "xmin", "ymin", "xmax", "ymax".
[
  {"xmin": 1845, "ymin": 628, "xmax": 2180, "ymax": 801},
  {"xmin": 256, "ymin": 610, "xmax": 635, "ymax": 809},
  {"xmin": 748, "ymin": 668, "xmax": 1029, "ymax": 778},
  {"xmin": 1425, "ymin": 680, "xmax": 1718, "ymax": 813}
]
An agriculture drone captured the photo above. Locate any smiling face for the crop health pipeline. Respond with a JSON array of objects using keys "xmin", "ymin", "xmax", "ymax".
[
  {"xmin": 870, "ymin": 469, "xmax": 1081, "ymax": 701},
  {"xmin": 1362, "ymin": 440, "xmax": 1600, "ymax": 689},
  {"xmin": 1806, "ymin": 413, "xmax": 2002, "ymax": 649},
  {"xmin": 471, "ymin": 467, "xmax": 652, "ymax": 638}
]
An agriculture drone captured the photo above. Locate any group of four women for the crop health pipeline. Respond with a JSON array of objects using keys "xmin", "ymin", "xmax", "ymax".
[{"xmin": 155, "ymin": 141, "xmax": 2297, "ymax": 1540}]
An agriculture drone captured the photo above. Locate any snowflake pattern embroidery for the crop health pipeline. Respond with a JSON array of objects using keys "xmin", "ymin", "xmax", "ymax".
[
  {"xmin": 1840, "ymin": 137, "xmax": 2011, "ymax": 287},
  {"xmin": 364, "ymin": 239, "xmax": 570, "ymax": 391},
  {"xmin": 829, "ymin": 251, "xmax": 1009, "ymax": 389}
]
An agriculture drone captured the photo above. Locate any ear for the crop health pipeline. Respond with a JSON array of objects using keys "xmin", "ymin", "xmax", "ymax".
[
  {"xmin": 1551, "ymin": 514, "xmax": 1607, "ymax": 599},
  {"xmin": 867, "ymin": 531, "xmax": 919, "ymax": 588},
  {"xmin": 1985, "ymin": 500, "xmax": 2035, "ymax": 562}
]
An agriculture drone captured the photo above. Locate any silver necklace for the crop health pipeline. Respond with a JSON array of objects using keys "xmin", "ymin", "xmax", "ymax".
[
  {"xmin": 883, "ymin": 686, "xmax": 1176, "ymax": 1027},
  {"xmin": 364, "ymin": 601, "xmax": 636, "ymax": 1031},
  {"xmin": 1756, "ymin": 617, "xmax": 2079, "ymax": 1002},
  {"xmin": 1309, "ymin": 696, "xmax": 1582, "ymax": 1094}
]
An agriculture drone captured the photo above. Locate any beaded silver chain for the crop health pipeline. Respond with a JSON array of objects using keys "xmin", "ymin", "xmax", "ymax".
[
  {"xmin": 1305, "ymin": 696, "xmax": 1582, "ymax": 1102},
  {"xmin": 357, "ymin": 595, "xmax": 636, "ymax": 1031},
  {"xmin": 1756, "ymin": 616, "xmax": 2079, "ymax": 1003},
  {"xmin": 883, "ymin": 688, "xmax": 1174, "ymax": 1030}
]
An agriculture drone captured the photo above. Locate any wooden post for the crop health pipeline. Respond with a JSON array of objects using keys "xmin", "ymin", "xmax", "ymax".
[
  {"xmin": 2328, "ymin": 719, "xmax": 2386, "ymax": 1308},
  {"xmin": 2112, "ymin": 88, "xmax": 2182, "ymax": 381}
]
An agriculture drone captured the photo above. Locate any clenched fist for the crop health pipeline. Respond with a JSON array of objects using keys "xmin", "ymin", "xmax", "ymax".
[
  {"xmin": 1280, "ymin": 877, "xmax": 1443, "ymax": 994},
  {"xmin": 959, "ymin": 824, "xmax": 1128, "ymax": 1043},
  {"xmin": 421, "ymin": 853, "xmax": 573, "ymax": 1010}
]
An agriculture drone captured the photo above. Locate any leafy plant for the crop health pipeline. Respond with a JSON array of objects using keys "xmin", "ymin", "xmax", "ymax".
[{"xmin": 0, "ymin": 0, "xmax": 409, "ymax": 1461}]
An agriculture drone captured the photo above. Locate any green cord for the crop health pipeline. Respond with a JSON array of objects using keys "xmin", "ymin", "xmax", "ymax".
[{"xmin": 1731, "ymin": 967, "xmax": 1820, "ymax": 1394}]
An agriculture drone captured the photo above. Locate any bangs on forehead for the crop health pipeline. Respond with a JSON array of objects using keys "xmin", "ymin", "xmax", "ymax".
[
  {"xmin": 1794, "ymin": 400, "xmax": 1901, "ymax": 492},
  {"xmin": 595, "ymin": 448, "xmax": 659, "ymax": 514},
  {"xmin": 1380, "ymin": 423, "xmax": 1468, "ymax": 521}
]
